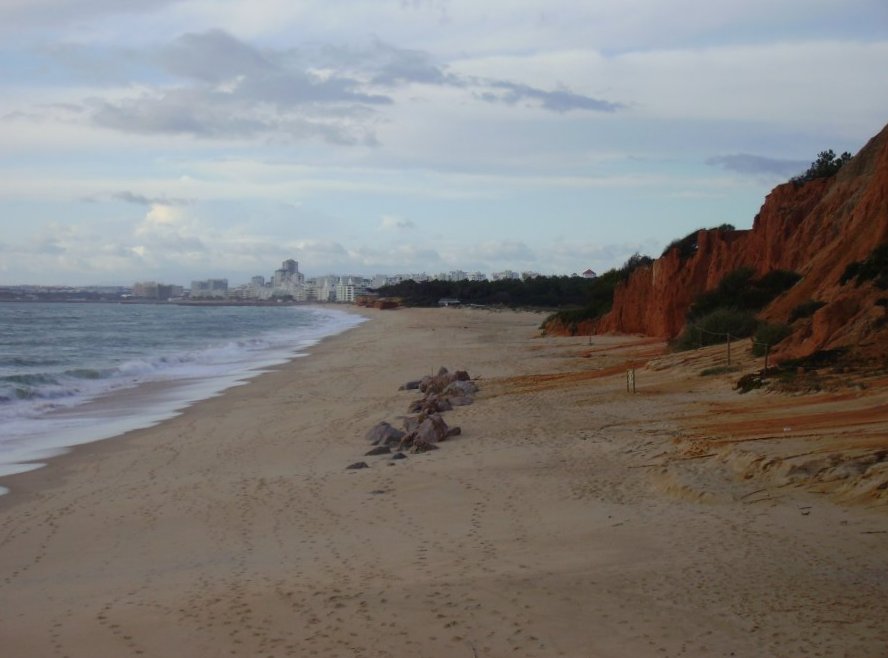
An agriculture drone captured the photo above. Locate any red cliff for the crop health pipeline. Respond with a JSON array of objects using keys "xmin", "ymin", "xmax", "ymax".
[{"xmin": 588, "ymin": 121, "xmax": 888, "ymax": 361}]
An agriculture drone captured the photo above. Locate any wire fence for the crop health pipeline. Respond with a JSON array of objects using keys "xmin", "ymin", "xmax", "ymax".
[
  {"xmin": 625, "ymin": 325, "xmax": 776, "ymax": 394},
  {"xmin": 693, "ymin": 326, "xmax": 775, "ymax": 369}
]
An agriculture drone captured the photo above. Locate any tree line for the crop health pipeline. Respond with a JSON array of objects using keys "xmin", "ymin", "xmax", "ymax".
[{"xmin": 377, "ymin": 254, "xmax": 654, "ymax": 317}]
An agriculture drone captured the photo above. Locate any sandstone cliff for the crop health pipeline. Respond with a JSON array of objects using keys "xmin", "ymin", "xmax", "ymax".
[{"xmin": 564, "ymin": 121, "xmax": 888, "ymax": 362}]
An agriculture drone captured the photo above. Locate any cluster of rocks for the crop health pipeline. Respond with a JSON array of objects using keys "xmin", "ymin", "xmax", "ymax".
[
  {"xmin": 346, "ymin": 367, "xmax": 478, "ymax": 469},
  {"xmin": 402, "ymin": 368, "xmax": 477, "ymax": 412}
]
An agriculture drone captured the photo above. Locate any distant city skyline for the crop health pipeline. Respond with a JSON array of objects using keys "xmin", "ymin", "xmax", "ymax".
[
  {"xmin": 5, "ymin": 262, "xmax": 561, "ymax": 289},
  {"xmin": 0, "ymin": 263, "xmax": 559, "ymax": 304},
  {"xmin": 139, "ymin": 262, "xmax": 549, "ymax": 288},
  {"xmin": 1, "ymin": 1, "xmax": 886, "ymax": 286}
]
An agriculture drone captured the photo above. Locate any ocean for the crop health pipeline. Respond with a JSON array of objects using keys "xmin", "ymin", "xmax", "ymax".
[{"xmin": 0, "ymin": 302, "xmax": 365, "ymax": 491}]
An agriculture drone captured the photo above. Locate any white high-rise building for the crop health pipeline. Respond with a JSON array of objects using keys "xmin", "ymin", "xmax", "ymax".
[
  {"xmin": 271, "ymin": 259, "xmax": 305, "ymax": 299},
  {"xmin": 190, "ymin": 279, "xmax": 228, "ymax": 298},
  {"xmin": 335, "ymin": 276, "xmax": 369, "ymax": 303}
]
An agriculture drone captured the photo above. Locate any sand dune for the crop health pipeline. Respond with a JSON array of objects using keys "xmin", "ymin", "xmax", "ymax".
[{"xmin": 1, "ymin": 307, "xmax": 886, "ymax": 657}]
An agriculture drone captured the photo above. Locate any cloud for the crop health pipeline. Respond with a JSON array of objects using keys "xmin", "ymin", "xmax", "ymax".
[
  {"xmin": 379, "ymin": 215, "xmax": 416, "ymax": 230},
  {"xmin": 158, "ymin": 31, "xmax": 391, "ymax": 106},
  {"xmin": 314, "ymin": 38, "xmax": 623, "ymax": 113},
  {"xmin": 112, "ymin": 191, "xmax": 191, "ymax": 206},
  {"xmin": 158, "ymin": 29, "xmax": 273, "ymax": 84},
  {"xmin": 7, "ymin": 29, "xmax": 628, "ymax": 152},
  {"xmin": 81, "ymin": 30, "xmax": 392, "ymax": 143},
  {"xmin": 363, "ymin": 40, "xmax": 451, "ymax": 86},
  {"xmin": 130, "ymin": 204, "xmax": 208, "ymax": 263},
  {"xmin": 290, "ymin": 39, "xmax": 452, "ymax": 87},
  {"xmin": 128, "ymin": 204, "xmax": 215, "ymax": 264},
  {"xmin": 142, "ymin": 203, "xmax": 183, "ymax": 227},
  {"xmin": 58, "ymin": 30, "xmax": 624, "ymax": 146},
  {"xmin": 88, "ymin": 91, "xmax": 379, "ymax": 144},
  {"xmin": 706, "ymin": 154, "xmax": 808, "ymax": 178},
  {"xmin": 478, "ymin": 80, "xmax": 624, "ymax": 113}
]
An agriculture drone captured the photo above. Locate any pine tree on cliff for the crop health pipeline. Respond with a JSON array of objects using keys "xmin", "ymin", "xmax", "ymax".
[{"xmin": 792, "ymin": 149, "xmax": 852, "ymax": 184}]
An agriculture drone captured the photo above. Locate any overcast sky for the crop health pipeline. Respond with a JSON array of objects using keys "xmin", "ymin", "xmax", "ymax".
[{"xmin": 1, "ymin": 0, "xmax": 886, "ymax": 285}]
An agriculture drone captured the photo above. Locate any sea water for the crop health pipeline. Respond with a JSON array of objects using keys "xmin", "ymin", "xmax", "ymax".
[{"xmin": 0, "ymin": 302, "xmax": 365, "ymax": 490}]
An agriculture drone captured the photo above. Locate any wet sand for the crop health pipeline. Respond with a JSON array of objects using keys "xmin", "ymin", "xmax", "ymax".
[{"xmin": 1, "ymin": 307, "xmax": 886, "ymax": 657}]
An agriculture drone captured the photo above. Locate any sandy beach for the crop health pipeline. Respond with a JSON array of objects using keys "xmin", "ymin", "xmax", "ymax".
[{"xmin": 1, "ymin": 306, "xmax": 886, "ymax": 658}]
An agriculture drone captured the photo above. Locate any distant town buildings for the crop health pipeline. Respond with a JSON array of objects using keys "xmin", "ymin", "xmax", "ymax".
[
  {"xmin": 133, "ymin": 281, "xmax": 184, "ymax": 300},
  {"xmin": 335, "ymin": 277, "xmax": 367, "ymax": 304},
  {"xmin": 172, "ymin": 261, "xmax": 372, "ymax": 304},
  {"xmin": 0, "ymin": 285, "xmax": 131, "ymax": 302},
  {"xmin": 190, "ymin": 279, "xmax": 229, "ymax": 299},
  {"xmin": 273, "ymin": 259, "xmax": 304, "ymax": 290},
  {"xmin": 120, "ymin": 258, "xmax": 600, "ymax": 305}
]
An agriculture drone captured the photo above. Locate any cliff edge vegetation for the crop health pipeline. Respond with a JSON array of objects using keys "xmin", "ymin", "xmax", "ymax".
[{"xmin": 545, "ymin": 121, "xmax": 888, "ymax": 368}]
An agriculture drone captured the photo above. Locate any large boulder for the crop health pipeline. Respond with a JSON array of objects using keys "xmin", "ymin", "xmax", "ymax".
[
  {"xmin": 420, "ymin": 373, "xmax": 477, "ymax": 397},
  {"xmin": 399, "ymin": 413, "xmax": 451, "ymax": 450},
  {"xmin": 416, "ymin": 413, "xmax": 451, "ymax": 443},
  {"xmin": 419, "ymin": 374, "xmax": 449, "ymax": 395},
  {"xmin": 409, "ymin": 393, "xmax": 454, "ymax": 414},
  {"xmin": 365, "ymin": 421, "xmax": 406, "ymax": 446},
  {"xmin": 402, "ymin": 415, "xmax": 422, "ymax": 433}
]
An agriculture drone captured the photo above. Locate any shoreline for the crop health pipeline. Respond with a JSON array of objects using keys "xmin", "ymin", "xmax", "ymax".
[
  {"xmin": 0, "ymin": 305, "xmax": 373, "ymax": 506},
  {"xmin": 1, "ymin": 306, "xmax": 885, "ymax": 657},
  {"xmin": 0, "ymin": 304, "xmax": 367, "ymax": 493}
]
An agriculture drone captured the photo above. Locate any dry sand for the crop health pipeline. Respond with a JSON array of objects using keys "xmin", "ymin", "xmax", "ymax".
[{"xmin": 1, "ymin": 306, "xmax": 886, "ymax": 658}]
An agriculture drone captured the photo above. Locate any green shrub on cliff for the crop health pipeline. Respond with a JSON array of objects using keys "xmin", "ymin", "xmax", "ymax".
[
  {"xmin": 687, "ymin": 268, "xmax": 800, "ymax": 320},
  {"xmin": 661, "ymin": 224, "xmax": 735, "ymax": 260},
  {"xmin": 673, "ymin": 308, "xmax": 758, "ymax": 351},
  {"xmin": 840, "ymin": 243, "xmax": 888, "ymax": 290},
  {"xmin": 789, "ymin": 299, "xmax": 826, "ymax": 322},
  {"xmin": 673, "ymin": 267, "xmax": 801, "ymax": 351},
  {"xmin": 791, "ymin": 149, "xmax": 852, "ymax": 184},
  {"xmin": 751, "ymin": 322, "xmax": 792, "ymax": 356}
]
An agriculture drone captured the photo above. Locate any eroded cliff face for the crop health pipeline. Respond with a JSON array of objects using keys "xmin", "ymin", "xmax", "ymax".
[{"xmin": 566, "ymin": 121, "xmax": 888, "ymax": 362}]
